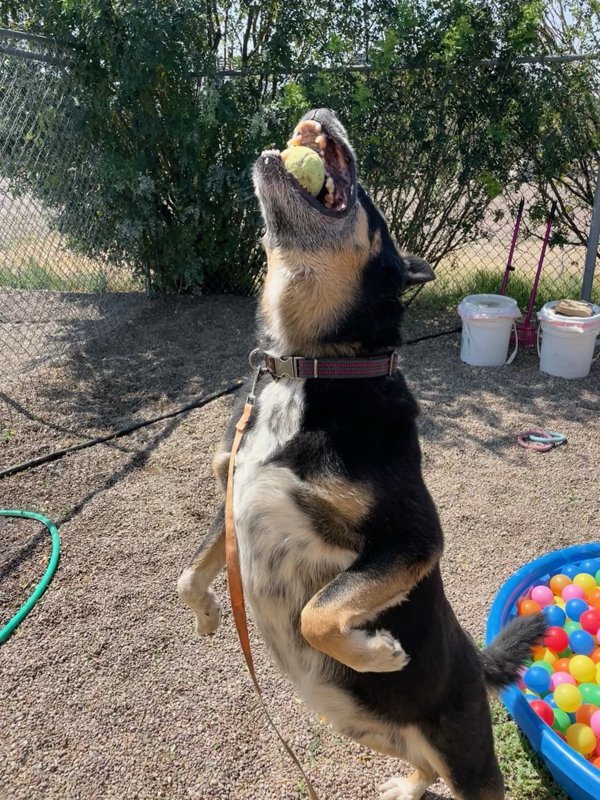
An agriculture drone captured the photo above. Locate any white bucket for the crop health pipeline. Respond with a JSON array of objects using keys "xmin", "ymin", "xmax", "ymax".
[
  {"xmin": 458, "ymin": 294, "xmax": 521, "ymax": 367},
  {"xmin": 537, "ymin": 301, "xmax": 600, "ymax": 379}
]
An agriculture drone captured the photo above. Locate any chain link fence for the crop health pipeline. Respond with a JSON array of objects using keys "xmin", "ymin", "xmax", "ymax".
[
  {"xmin": 1, "ymin": 28, "xmax": 598, "ymax": 460},
  {"xmin": 0, "ymin": 30, "xmax": 142, "ymax": 402}
]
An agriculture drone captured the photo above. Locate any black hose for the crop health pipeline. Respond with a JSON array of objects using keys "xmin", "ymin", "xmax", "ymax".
[
  {"xmin": 0, "ymin": 381, "xmax": 243, "ymax": 481},
  {"xmin": 1, "ymin": 327, "xmax": 461, "ymax": 481}
]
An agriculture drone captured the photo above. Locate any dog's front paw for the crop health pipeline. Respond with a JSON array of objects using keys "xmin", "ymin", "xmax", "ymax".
[
  {"xmin": 378, "ymin": 776, "xmax": 427, "ymax": 800},
  {"xmin": 352, "ymin": 629, "xmax": 410, "ymax": 673}
]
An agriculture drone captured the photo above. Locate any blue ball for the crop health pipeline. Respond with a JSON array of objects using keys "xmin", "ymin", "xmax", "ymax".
[
  {"xmin": 569, "ymin": 629, "xmax": 595, "ymax": 656},
  {"xmin": 524, "ymin": 666, "xmax": 551, "ymax": 695},
  {"xmin": 580, "ymin": 559, "xmax": 600, "ymax": 576},
  {"xmin": 565, "ymin": 597, "xmax": 589, "ymax": 621},
  {"xmin": 543, "ymin": 605, "xmax": 566, "ymax": 627},
  {"xmin": 561, "ymin": 563, "xmax": 580, "ymax": 579},
  {"xmin": 545, "ymin": 695, "xmax": 558, "ymax": 708}
]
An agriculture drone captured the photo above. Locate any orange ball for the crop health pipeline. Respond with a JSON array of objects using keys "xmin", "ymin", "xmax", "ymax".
[
  {"xmin": 550, "ymin": 574, "xmax": 572, "ymax": 595},
  {"xmin": 532, "ymin": 645, "xmax": 547, "ymax": 661},
  {"xmin": 588, "ymin": 588, "xmax": 600, "ymax": 612},
  {"xmin": 593, "ymin": 756, "xmax": 600, "ymax": 769},
  {"xmin": 555, "ymin": 658, "xmax": 572, "ymax": 673},
  {"xmin": 520, "ymin": 599, "xmax": 542, "ymax": 616},
  {"xmin": 591, "ymin": 648, "xmax": 600, "ymax": 664},
  {"xmin": 576, "ymin": 704, "xmax": 600, "ymax": 726}
]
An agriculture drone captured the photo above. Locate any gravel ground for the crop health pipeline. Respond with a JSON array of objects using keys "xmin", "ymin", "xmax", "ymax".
[{"xmin": 1, "ymin": 293, "xmax": 599, "ymax": 800}]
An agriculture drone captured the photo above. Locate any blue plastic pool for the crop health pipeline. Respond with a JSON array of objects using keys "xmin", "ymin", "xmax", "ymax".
[{"xmin": 486, "ymin": 543, "xmax": 600, "ymax": 800}]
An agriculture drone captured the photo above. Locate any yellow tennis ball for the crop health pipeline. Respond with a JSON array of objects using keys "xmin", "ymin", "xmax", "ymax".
[
  {"xmin": 281, "ymin": 146, "xmax": 325, "ymax": 196},
  {"xmin": 566, "ymin": 723, "xmax": 597, "ymax": 755}
]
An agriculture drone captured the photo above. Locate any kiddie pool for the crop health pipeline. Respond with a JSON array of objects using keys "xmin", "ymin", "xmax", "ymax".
[{"xmin": 486, "ymin": 543, "xmax": 600, "ymax": 800}]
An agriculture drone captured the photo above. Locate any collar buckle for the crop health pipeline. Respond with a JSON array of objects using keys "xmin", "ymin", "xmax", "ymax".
[{"xmin": 270, "ymin": 355, "xmax": 301, "ymax": 380}]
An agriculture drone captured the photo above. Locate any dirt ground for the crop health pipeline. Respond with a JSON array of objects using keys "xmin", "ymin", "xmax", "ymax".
[{"xmin": 0, "ymin": 292, "xmax": 599, "ymax": 800}]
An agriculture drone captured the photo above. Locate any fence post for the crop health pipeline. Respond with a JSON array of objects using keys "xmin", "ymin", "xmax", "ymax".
[{"xmin": 581, "ymin": 166, "xmax": 600, "ymax": 302}]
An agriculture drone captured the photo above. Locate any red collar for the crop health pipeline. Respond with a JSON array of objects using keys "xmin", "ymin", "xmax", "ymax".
[{"xmin": 263, "ymin": 352, "xmax": 398, "ymax": 380}]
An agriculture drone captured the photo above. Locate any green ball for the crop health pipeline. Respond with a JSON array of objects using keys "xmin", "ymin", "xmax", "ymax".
[
  {"xmin": 281, "ymin": 146, "xmax": 325, "ymax": 196},
  {"xmin": 579, "ymin": 683, "xmax": 600, "ymax": 706},
  {"xmin": 564, "ymin": 620, "xmax": 582, "ymax": 635},
  {"xmin": 552, "ymin": 708, "xmax": 571, "ymax": 733}
]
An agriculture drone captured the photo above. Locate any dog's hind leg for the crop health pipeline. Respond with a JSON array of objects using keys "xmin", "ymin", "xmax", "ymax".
[{"xmin": 177, "ymin": 503, "xmax": 225, "ymax": 635}]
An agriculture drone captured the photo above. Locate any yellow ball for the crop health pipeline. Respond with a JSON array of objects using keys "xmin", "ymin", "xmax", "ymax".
[
  {"xmin": 570, "ymin": 655, "xmax": 596, "ymax": 684},
  {"xmin": 574, "ymin": 573, "xmax": 597, "ymax": 596},
  {"xmin": 596, "ymin": 663, "xmax": 600, "ymax": 684},
  {"xmin": 554, "ymin": 596, "xmax": 566, "ymax": 609},
  {"xmin": 555, "ymin": 683, "xmax": 583, "ymax": 713},
  {"xmin": 541, "ymin": 648, "xmax": 558, "ymax": 666},
  {"xmin": 280, "ymin": 146, "xmax": 325, "ymax": 196},
  {"xmin": 566, "ymin": 723, "xmax": 597, "ymax": 755}
]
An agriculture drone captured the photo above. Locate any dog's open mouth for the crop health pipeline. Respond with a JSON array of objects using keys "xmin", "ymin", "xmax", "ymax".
[{"xmin": 262, "ymin": 119, "xmax": 355, "ymax": 216}]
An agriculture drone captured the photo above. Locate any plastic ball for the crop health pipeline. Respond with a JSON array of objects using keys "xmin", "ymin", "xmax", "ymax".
[
  {"xmin": 555, "ymin": 597, "xmax": 566, "ymax": 609},
  {"xmin": 588, "ymin": 588, "xmax": 600, "ymax": 612},
  {"xmin": 580, "ymin": 559, "xmax": 600, "ymax": 576},
  {"xmin": 532, "ymin": 659, "xmax": 554, "ymax": 675},
  {"xmin": 580, "ymin": 683, "xmax": 600, "ymax": 706},
  {"xmin": 551, "ymin": 671, "xmax": 576, "ymax": 691},
  {"xmin": 530, "ymin": 699, "xmax": 554, "ymax": 725},
  {"xmin": 570, "ymin": 630, "xmax": 595, "ymax": 656},
  {"xmin": 544, "ymin": 626, "xmax": 569, "ymax": 653},
  {"xmin": 574, "ymin": 573, "xmax": 598, "ymax": 596},
  {"xmin": 544, "ymin": 604, "xmax": 567, "ymax": 627},
  {"xmin": 596, "ymin": 568, "xmax": 600, "ymax": 585},
  {"xmin": 531, "ymin": 585, "xmax": 555, "ymax": 607},
  {"xmin": 562, "ymin": 564, "xmax": 581, "ymax": 580},
  {"xmin": 590, "ymin": 710, "xmax": 600, "ymax": 737},
  {"xmin": 576, "ymin": 704, "xmax": 599, "ymax": 725},
  {"xmin": 564, "ymin": 620, "xmax": 582, "ymax": 635},
  {"xmin": 570, "ymin": 655, "xmax": 597, "ymax": 683},
  {"xmin": 566, "ymin": 723, "xmax": 597, "ymax": 755},
  {"xmin": 519, "ymin": 598, "xmax": 542, "ymax": 616},
  {"xmin": 555, "ymin": 658, "xmax": 572, "ymax": 673},
  {"xmin": 565, "ymin": 597, "xmax": 589, "ymax": 621},
  {"xmin": 550, "ymin": 574, "xmax": 572, "ymax": 596},
  {"xmin": 581, "ymin": 610, "xmax": 600, "ymax": 635},
  {"xmin": 593, "ymin": 756, "xmax": 600, "ymax": 768},
  {"xmin": 555, "ymin": 684, "xmax": 583, "ymax": 713},
  {"xmin": 524, "ymin": 666, "xmax": 551, "ymax": 695},
  {"xmin": 591, "ymin": 648, "xmax": 600, "ymax": 664},
  {"xmin": 597, "ymin": 663, "xmax": 600, "ymax": 683},
  {"xmin": 563, "ymin": 584, "xmax": 586, "ymax": 602},
  {"xmin": 552, "ymin": 708, "xmax": 572, "ymax": 733}
]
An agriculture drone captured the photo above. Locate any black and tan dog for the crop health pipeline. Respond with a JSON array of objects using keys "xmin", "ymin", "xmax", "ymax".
[{"xmin": 178, "ymin": 109, "xmax": 545, "ymax": 800}]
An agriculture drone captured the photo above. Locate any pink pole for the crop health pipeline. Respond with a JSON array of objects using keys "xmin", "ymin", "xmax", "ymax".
[
  {"xmin": 500, "ymin": 197, "xmax": 525, "ymax": 295},
  {"xmin": 523, "ymin": 200, "xmax": 557, "ymax": 325}
]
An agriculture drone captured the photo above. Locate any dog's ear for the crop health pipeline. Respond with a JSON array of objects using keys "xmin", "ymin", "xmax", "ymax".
[{"xmin": 403, "ymin": 254, "xmax": 435, "ymax": 285}]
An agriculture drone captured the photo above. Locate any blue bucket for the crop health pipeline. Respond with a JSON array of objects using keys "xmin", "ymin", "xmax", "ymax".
[{"xmin": 486, "ymin": 543, "xmax": 600, "ymax": 800}]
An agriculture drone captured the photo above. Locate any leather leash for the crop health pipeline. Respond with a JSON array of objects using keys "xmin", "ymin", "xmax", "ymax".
[{"xmin": 224, "ymin": 371, "xmax": 321, "ymax": 800}]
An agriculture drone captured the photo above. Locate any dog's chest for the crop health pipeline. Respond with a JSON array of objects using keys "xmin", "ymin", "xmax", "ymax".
[{"xmin": 233, "ymin": 379, "xmax": 355, "ymax": 677}]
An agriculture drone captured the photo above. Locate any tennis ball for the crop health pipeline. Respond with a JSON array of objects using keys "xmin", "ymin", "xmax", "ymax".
[{"xmin": 281, "ymin": 146, "xmax": 325, "ymax": 196}]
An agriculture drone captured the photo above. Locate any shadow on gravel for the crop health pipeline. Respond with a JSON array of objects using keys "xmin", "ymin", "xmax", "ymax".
[{"xmin": 6, "ymin": 293, "xmax": 257, "ymax": 437}]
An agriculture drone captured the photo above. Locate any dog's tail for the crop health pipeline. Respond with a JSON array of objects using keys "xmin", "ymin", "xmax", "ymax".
[{"xmin": 481, "ymin": 614, "xmax": 547, "ymax": 692}]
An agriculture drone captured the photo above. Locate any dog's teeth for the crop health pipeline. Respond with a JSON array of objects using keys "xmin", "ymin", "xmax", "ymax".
[
  {"xmin": 316, "ymin": 134, "xmax": 327, "ymax": 149},
  {"xmin": 324, "ymin": 192, "xmax": 334, "ymax": 208},
  {"xmin": 325, "ymin": 176, "xmax": 335, "ymax": 193}
]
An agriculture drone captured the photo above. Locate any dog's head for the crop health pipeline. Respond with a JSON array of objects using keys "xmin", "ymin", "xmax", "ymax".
[{"xmin": 253, "ymin": 108, "xmax": 434, "ymax": 356}]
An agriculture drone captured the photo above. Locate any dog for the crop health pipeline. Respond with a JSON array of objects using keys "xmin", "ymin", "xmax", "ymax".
[{"xmin": 178, "ymin": 109, "xmax": 545, "ymax": 800}]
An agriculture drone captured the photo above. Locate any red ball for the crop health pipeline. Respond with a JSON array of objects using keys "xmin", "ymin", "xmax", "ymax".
[
  {"xmin": 530, "ymin": 700, "xmax": 554, "ymax": 726},
  {"xmin": 580, "ymin": 610, "xmax": 600, "ymax": 635},
  {"xmin": 544, "ymin": 626, "xmax": 570, "ymax": 653}
]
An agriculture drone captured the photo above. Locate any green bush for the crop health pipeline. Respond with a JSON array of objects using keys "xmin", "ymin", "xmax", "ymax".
[{"xmin": 3, "ymin": 2, "xmax": 598, "ymax": 294}]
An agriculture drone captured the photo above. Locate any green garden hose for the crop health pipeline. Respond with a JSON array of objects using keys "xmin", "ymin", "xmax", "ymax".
[{"xmin": 0, "ymin": 510, "xmax": 60, "ymax": 644}]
